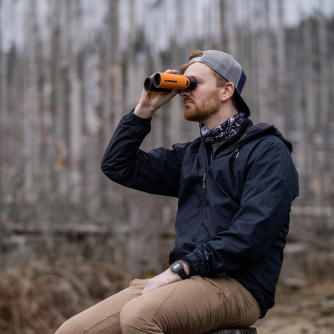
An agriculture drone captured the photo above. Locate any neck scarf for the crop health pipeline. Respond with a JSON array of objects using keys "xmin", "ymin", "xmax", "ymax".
[{"xmin": 200, "ymin": 112, "xmax": 246, "ymax": 144}]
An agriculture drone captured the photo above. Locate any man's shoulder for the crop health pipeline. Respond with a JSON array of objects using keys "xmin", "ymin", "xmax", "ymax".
[{"xmin": 244, "ymin": 122, "xmax": 292, "ymax": 153}]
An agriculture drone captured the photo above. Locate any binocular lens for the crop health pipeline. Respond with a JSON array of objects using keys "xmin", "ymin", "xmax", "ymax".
[
  {"xmin": 153, "ymin": 73, "xmax": 162, "ymax": 87},
  {"xmin": 144, "ymin": 78, "xmax": 152, "ymax": 91},
  {"xmin": 144, "ymin": 77, "xmax": 172, "ymax": 93}
]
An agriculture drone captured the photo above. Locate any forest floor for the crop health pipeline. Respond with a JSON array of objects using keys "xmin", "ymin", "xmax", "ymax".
[{"xmin": 255, "ymin": 281, "xmax": 334, "ymax": 334}]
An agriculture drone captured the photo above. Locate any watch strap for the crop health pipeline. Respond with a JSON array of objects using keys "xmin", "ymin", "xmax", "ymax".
[{"xmin": 177, "ymin": 267, "xmax": 188, "ymax": 280}]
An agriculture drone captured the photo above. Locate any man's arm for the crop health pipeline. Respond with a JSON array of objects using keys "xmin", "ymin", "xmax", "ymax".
[
  {"xmin": 101, "ymin": 70, "xmax": 184, "ymax": 197},
  {"xmin": 182, "ymin": 138, "xmax": 299, "ymax": 277},
  {"xmin": 101, "ymin": 110, "xmax": 189, "ymax": 197}
]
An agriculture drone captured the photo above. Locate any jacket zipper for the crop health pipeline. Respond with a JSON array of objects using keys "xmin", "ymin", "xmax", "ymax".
[
  {"xmin": 176, "ymin": 136, "xmax": 207, "ymax": 259},
  {"xmin": 175, "ymin": 125, "xmax": 275, "ymax": 259}
]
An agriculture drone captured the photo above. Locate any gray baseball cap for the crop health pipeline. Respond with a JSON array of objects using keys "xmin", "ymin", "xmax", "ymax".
[{"xmin": 189, "ymin": 50, "xmax": 250, "ymax": 117}]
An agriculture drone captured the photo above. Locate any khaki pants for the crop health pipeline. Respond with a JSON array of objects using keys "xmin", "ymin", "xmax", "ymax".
[{"xmin": 56, "ymin": 273, "xmax": 260, "ymax": 334}]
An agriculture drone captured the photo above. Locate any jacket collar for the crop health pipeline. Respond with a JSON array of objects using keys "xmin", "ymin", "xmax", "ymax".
[{"xmin": 204, "ymin": 118, "xmax": 253, "ymax": 153}]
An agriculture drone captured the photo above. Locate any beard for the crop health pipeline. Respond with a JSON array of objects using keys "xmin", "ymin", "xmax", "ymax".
[{"xmin": 183, "ymin": 89, "xmax": 221, "ymax": 122}]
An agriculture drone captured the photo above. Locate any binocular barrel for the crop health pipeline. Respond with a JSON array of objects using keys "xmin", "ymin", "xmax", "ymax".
[{"xmin": 144, "ymin": 72, "xmax": 197, "ymax": 93}]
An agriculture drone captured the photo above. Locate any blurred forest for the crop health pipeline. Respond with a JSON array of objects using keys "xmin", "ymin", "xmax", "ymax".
[{"xmin": 0, "ymin": 0, "xmax": 334, "ymax": 333}]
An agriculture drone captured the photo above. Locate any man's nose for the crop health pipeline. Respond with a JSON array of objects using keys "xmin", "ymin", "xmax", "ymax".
[{"xmin": 179, "ymin": 89, "xmax": 191, "ymax": 97}]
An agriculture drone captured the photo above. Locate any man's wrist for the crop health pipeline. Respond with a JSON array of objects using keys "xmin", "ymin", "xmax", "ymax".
[
  {"xmin": 180, "ymin": 256, "xmax": 195, "ymax": 276},
  {"xmin": 134, "ymin": 103, "xmax": 156, "ymax": 119},
  {"xmin": 180, "ymin": 261, "xmax": 190, "ymax": 276}
]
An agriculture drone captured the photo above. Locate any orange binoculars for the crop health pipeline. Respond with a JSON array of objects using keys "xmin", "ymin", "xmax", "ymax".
[{"xmin": 144, "ymin": 72, "xmax": 197, "ymax": 93}]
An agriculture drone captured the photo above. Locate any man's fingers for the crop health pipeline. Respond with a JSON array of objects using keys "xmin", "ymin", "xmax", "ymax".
[
  {"xmin": 142, "ymin": 279, "xmax": 153, "ymax": 295},
  {"xmin": 164, "ymin": 69, "xmax": 178, "ymax": 73},
  {"xmin": 149, "ymin": 69, "xmax": 177, "ymax": 79}
]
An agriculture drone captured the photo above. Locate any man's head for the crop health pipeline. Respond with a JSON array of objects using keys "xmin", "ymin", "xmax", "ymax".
[{"xmin": 179, "ymin": 50, "xmax": 249, "ymax": 125}]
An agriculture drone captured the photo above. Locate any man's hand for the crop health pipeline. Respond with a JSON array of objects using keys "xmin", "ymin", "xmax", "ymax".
[
  {"xmin": 142, "ymin": 262, "xmax": 190, "ymax": 295},
  {"xmin": 134, "ymin": 69, "xmax": 179, "ymax": 119}
]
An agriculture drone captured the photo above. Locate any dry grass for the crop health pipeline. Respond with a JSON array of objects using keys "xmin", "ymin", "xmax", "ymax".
[{"xmin": 0, "ymin": 250, "xmax": 130, "ymax": 334}]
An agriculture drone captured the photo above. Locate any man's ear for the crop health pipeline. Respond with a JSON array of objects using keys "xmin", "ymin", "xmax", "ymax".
[{"xmin": 221, "ymin": 82, "xmax": 235, "ymax": 102}]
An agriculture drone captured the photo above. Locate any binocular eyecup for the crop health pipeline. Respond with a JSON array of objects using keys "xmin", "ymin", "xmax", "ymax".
[{"xmin": 144, "ymin": 72, "xmax": 197, "ymax": 93}]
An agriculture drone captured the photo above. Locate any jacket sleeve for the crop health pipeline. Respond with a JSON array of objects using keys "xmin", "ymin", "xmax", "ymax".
[
  {"xmin": 183, "ymin": 138, "xmax": 299, "ymax": 277},
  {"xmin": 101, "ymin": 110, "xmax": 187, "ymax": 197}
]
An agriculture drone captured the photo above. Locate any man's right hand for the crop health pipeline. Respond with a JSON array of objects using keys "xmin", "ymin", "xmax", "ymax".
[{"xmin": 134, "ymin": 69, "xmax": 179, "ymax": 119}]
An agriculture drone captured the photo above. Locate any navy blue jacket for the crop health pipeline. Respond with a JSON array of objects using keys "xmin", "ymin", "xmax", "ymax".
[{"xmin": 101, "ymin": 110, "xmax": 299, "ymax": 318}]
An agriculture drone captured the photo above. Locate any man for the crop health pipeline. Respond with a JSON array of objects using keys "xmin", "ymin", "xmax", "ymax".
[{"xmin": 56, "ymin": 50, "xmax": 299, "ymax": 334}]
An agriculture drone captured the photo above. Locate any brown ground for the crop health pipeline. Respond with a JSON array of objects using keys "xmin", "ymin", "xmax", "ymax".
[{"xmin": 255, "ymin": 282, "xmax": 334, "ymax": 334}]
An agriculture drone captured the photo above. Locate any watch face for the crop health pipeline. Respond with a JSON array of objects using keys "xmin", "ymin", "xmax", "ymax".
[{"xmin": 171, "ymin": 261, "xmax": 183, "ymax": 272}]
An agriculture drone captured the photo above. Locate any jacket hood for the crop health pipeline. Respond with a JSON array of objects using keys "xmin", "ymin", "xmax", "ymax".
[{"xmin": 246, "ymin": 123, "xmax": 293, "ymax": 153}]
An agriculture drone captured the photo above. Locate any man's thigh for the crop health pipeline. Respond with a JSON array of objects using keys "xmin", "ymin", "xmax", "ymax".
[
  {"xmin": 120, "ymin": 274, "xmax": 260, "ymax": 334},
  {"xmin": 55, "ymin": 278, "xmax": 149, "ymax": 334}
]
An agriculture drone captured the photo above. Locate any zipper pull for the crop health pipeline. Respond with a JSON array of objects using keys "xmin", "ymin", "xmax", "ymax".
[
  {"xmin": 233, "ymin": 149, "xmax": 239, "ymax": 159},
  {"xmin": 202, "ymin": 173, "xmax": 207, "ymax": 195}
]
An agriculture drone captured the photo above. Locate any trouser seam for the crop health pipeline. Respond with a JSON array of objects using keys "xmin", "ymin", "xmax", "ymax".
[
  {"xmin": 149, "ymin": 281, "xmax": 183, "ymax": 323},
  {"xmin": 82, "ymin": 311, "xmax": 121, "ymax": 334}
]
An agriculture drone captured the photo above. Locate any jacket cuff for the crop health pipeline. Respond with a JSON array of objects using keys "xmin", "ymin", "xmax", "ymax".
[
  {"xmin": 183, "ymin": 251, "xmax": 202, "ymax": 276},
  {"xmin": 122, "ymin": 108, "xmax": 152, "ymax": 125},
  {"xmin": 180, "ymin": 257, "xmax": 195, "ymax": 277}
]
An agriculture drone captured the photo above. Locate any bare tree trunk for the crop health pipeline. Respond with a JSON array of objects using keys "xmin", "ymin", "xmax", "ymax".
[
  {"xmin": 215, "ymin": 0, "xmax": 225, "ymax": 51},
  {"xmin": 125, "ymin": 0, "xmax": 137, "ymax": 112},
  {"xmin": 224, "ymin": 0, "xmax": 237, "ymax": 57},
  {"xmin": 248, "ymin": 0, "xmax": 259, "ymax": 121},
  {"xmin": 23, "ymin": 0, "xmax": 40, "ymax": 198},
  {"xmin": 55, "ymin": 0, "xmax": 70, "ymax": 196},
  {"xmin": 0, "ymin": 0, "xmax": 3, "ymax": 206},
  {"xmin": 275, "ymin": 0, "xmax": 287, "ymax": 134},
  {"xmin": 317, "ymin": 0, "xmax": 332, "ymax": 206},
  {"xmin": 257, "ymin": 0, "xmax": 269, "ymax": 123},
  {"xmin": 69, "ymin": 0, "xmax": 83, "ymax": 203},
  {"xmin": 303, "ymin": 17, "xmax": 318, "ymax": 202},
  {"xmin": 83, "ymin": 49, "xmax": 103, "ymax": 213},
  {"xmin": 41, "ymin": 0, "xmax": 60, "ymax": 197},
  {"xmin": 203, "ymin": 2, "xmax": 211, "ymax": 50},
  {"xmin": 101, "ymin": 0, "xmax": 114, "ymax": 210},
  {"xmin": 288, "ymin": 25, "xmax": 306, "ymax": 201},
  {"xmin": 238, "ymin": 0, "xmax": 251, "ymax": 112},
  {"xmin": 109, "ymin": 0, "xmax": 123, "ymax": 130},
  {"xmin": 264, "ymin": 0, "xmax": 273, "ymax": 123}
]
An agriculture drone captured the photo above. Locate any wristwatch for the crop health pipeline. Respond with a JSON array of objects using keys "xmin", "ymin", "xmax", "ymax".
[{"xmin": 170, "ymin": 260, "xmax": 188, "ymax": 280}]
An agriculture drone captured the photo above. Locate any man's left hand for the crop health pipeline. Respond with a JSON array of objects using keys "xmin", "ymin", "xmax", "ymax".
[{"xmin": 142, "ymin": 262, "xmax": 189, "ymax": 295}]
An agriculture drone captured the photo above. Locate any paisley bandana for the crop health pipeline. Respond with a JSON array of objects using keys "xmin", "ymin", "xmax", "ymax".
[{"xmin": 200, "ymin": 112, "xmax": 246, "ymax": 144}]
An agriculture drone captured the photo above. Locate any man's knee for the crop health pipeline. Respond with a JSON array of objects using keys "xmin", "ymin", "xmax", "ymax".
[{"xmin": 120, "ymin": 298, "xmax": 158, "ymax": 334}]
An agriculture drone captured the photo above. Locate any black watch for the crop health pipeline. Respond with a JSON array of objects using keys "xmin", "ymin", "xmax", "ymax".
[{"xmin": 170, "ymin": 260, "xmax": 188, "ymax": 280}]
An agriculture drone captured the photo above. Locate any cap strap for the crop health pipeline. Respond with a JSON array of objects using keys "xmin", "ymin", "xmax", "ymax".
[{"xmin": 189, "ymin": 57, "xmax": 202, "ymax": 63}]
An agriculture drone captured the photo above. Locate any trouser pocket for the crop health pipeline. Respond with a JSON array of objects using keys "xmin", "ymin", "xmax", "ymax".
[{"xmin": 201, "ymin": 273, "xmax": 233, "ymax": 299}]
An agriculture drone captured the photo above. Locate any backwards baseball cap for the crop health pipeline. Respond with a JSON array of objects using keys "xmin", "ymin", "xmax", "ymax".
[{"xmin": 189, "ymin": 50, "xmax": 250, "ymax": 117}]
